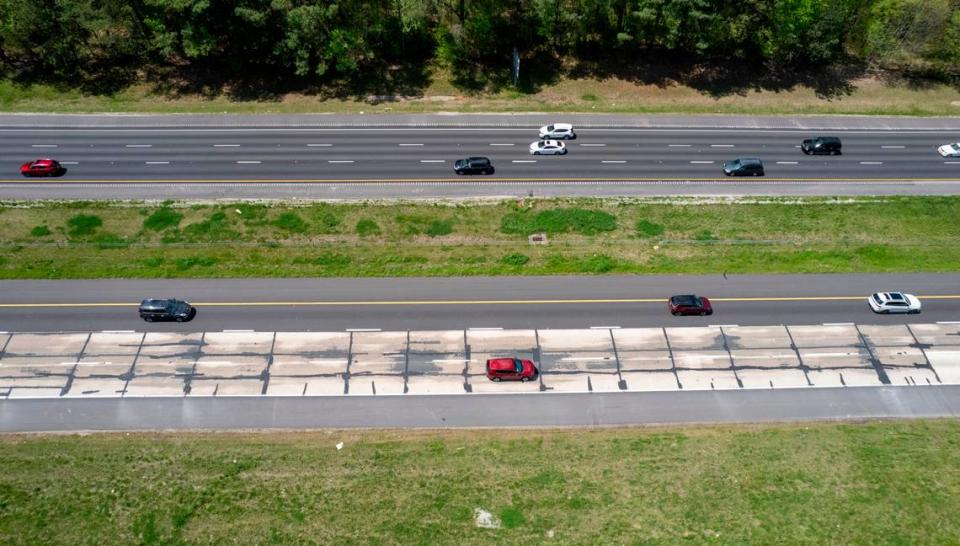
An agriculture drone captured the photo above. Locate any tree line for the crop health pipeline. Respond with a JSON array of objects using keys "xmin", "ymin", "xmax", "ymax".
[{"xmin": 0, "ymin": 0, "xmax": 957, "ymax": 94}]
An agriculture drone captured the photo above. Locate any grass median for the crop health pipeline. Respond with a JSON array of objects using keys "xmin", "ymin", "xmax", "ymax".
[
  {"xmin": 1, "ymin": 196, "xmax": 959, "ymax": 279},
  {"xmin": 2, "ymin": 420, "xmax": 960, "ymax": 544}
]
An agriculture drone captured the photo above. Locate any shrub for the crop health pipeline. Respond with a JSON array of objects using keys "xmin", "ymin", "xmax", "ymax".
[
  {"xmin": 30, "ymin": 225, "xmax": 51, "ymax": 237},
  {"xmin": 501, "ymin": 253, "xmax": 530, "ymax": 266},
  {"xmin": 356, "ymin": 219, "xmax": 380, "ymax": 236},
  {"xmin": 272, "ymin": 212, "xmax": 307, "ymax": 233},
  {"xmin": 175, "ymin": 256, "xmax": 217, "ymax": 270},
  {"xmin": 635, "ymin": 219, "xmax": 665, "ymax": 237},
  {"xmin": 583, "ymin": 254, "xmax": 617, "ymax": 273},
  {"xmin": 183, "ymin": 211, "xmax": 234, "ymax": 240},
  {"xmin": 425, "ymin": 219, "xmax": 454, "ymax": 237},
  {"xmin": 501, "ymin": 208, "xmax": 617, "ymax": 235},
  {"xmin": 66, "ymin": 214, "xmax": 102, "ymax": 237},
  {"xmin": 694, "ymin": 230, "xmax": 717, "ymax": 241},
  {"xmin": 233, "ymin": 203, "xmax": 269, "ymax": 225},
  {"xmin": 313, "ymin": 207, "xmax": 341, "ymax": 233},
  {"xmin": 143, "ymin": 207, "xmax": 183, "ymax": 231},
  {"xmin": 312, "ymin": 253, "xmax": 352, "ymax": 267}
]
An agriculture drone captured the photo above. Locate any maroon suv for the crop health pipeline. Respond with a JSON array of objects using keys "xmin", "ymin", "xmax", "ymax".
[
  {"xmin": 668, "ymin": 294, "xmax": 713, "ymax": 316},
  {"xmin": 485, "ymin": 358, "xmax": 538, "ymax": 382}
]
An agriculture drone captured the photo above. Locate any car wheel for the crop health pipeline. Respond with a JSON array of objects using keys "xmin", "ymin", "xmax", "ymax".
[
  {"xmin": 175, "ymin": 317, "xmax": 184, "ymax": 322},
  {"xmin": 700, "ymin": 311, "xmax": 708, "ymax": 316},
  {"xmin": 143, "ymin": 317, "xmax": 153, "ymax": 322},
  {"xmin": 534, "ymin": 151, "xmax": 541, "ymax": 155},
  {"xmin": 521, "ymin": 377, "xmax": 530, "ymax": 382},
  {"xmin": 672, "ymin": 311, "xmax": 680, "ymax": 316},
  {"xmin": 455, "ymin": 170, "xmax": 463, "ymax": 175},
  {"xmin": 492, "ymin": 377, "xmax": 501, "ymax": 382},
  {"xmin": 485, "ymin": 169, "xmax": 493, "ymax": 175}
]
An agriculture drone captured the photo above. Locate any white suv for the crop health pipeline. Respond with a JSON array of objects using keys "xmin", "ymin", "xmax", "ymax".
[
  {"xmin": 867, "ymin": 292, "xmax": 921, "ymax": 314},
  {"xmin": 539, "ymin": 123, "xmax": 576, "ymax": 140}
]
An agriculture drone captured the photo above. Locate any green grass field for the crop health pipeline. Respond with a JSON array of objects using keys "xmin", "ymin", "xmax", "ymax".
[
  {"xmin": 2, "ymin": 196, "xmax": 960, "ymax": 279},
  {"xmin": 1, "ymin": 420, "xmax": 959, "ymax": 544},
  {"xmin": 2, "ymin": 72, "xmax": 959, "ymax": 116}
]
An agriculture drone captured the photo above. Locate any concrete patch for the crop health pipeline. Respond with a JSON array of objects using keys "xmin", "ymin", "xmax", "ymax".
[
  {"xmin": 665, "ymin": 327, "xmax": 724, "ymax": 351},
  {"xmin": 470, "ymin": 377, "xmax": 540, "ymax": 393},
  {"xmin": 202, "ymin": 331, "xmax": 274, "ymax": 355},
  {"xmin": 303, "ymin": 377, "xmax": 348, "ymax": 396},
  {"xmin": 190, "ymin": 378, "xmax": 264, "ymax": 396},
  {"xmin": 7, "ymin": 387, "xmax": 64, "ymax": 398},
  {"xmin": 800, "ymin": 347, "xmax": 872, "ymax": 369},
  {"xmin": 789, "ymin": 325, "xmax": 860, "ymax": 348},
  {"xmin": 723, "ymin": 326, "xmax": 792, "ymax": 349},
  {"xmin": 885, "ymin": 367, "xmax": 941, "ymax": 386},
  {"xmin": 405, "ymin": 374, "xmax": 466, "ymax": 394},
  {"xmin": 83, "ymin": 332, "xmax": 144, "ymax": 356},
  {"xmin": 3, "ymin": 333, "xmax": 89, "ymax": 357},
  {"xmin": 75, "ymin": 357, "xmax": 135, "ymax": 378},
  {"xmin": 731, "ymin": 349, "xmax": 800, "ymax": 369},
  {"xmin": 272, "ymin": 331, "xmax": 350, "ymax": 354},
  {"xmin": 620, "ymin": 371, "xmax": 679, "ymax": 391},
  {"xmin": 63, "ymin": 377, "xmax": 125, "ymax": 397},
  {"xmin": 857, "ymin": 325, "xmax": 916, "ymax": 346},
  {"xmin": 124, "ymin": 376, "xmax": 186, "ymax": 396},
  {"xmin": 193, "ymin": 355, "xmax": 268, "ymax": 378},
  {"xmin": 676, "ymin": 369, "xmax": 739, "ymax": 390},
  {"xmin": 538, "ymin": 328, "xmax": 614, "ymax": 351},
  {"xmin": 612, "ymin": 328, "xmax": 669, "ymax": 351},
  {"xmin": 617, "ymin": 350, "xmax": 674, "ymax": 371},
  {"xmin": 347, "ymin": 375, "xmax": 406, "ymax": 395},
  {"xmin": 673, "ymin": 350, "xmax": 732, "ymax": 370},
  {"xmin": 927, "ymin": 348, "xmax": 960, "ymax": 384},
  {"xmin": 737, "ymin": 368, "xmax": 809, "ymax": 389}
]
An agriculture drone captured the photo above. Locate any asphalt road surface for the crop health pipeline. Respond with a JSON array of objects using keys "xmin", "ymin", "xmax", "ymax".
[
  {"xmin": 2, "ymin": 125, "xmax": 960, "ymax": 198},
  {"xmin": 4, "ymin": 386, "xmax": 960, "ymax": 431},
  {"xmin": 2, "ymin": 273, "xmax": 958, "ymax": 332}
]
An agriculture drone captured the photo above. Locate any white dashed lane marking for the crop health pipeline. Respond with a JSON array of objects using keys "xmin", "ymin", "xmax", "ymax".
[
  {"xmin": 776, "ymin": 161, "xmax": 799, "ymax": 165},
  {"xmin": 328, "ymin": 160, "xmax": 355, "ymax": 164},
  {"xmin": 398, "ymin": 143, "xmax": 424, "ymax": 147},
  {"xmin": 59, "ymin": 161, "xmax": 79, "ymax": 165},
  {"xmin": 489, "ymin": 143, "xmax": 514, "ymax": 146},
  {"xmin": 31, "ymin": 144, "xmax": 57, "ymax": 148},
  {"xmin": 881, "ymin": 145, "xmax": 905, "ymax": 149},
  {"xmin": 213, "ymin": 144, "xmax": 240, "ymax": 147},
  {"xmin": 306, "ymin": 144, "xmax": 333, "ymax": 147},
  {"xmin": 690, "ymin": 160, "xmax": 715, "ymax": 164},
  {"xmin": 145, "ymin": 161, "xmax": 170, "ymax": 165},
  {"xmin": 579, "ymin": 143, "xmax": 606, "ymax": 147},
  {"xmin": 668, "ymin": 144, "xmax": 692, "ymax": 147},
  {"xmin": 420, "ymin": 160, "xmax": 445, "ymax": 163},
  {"xmin": 125, "ymin": 144, "xmax": 152, "ymax": 148},
  {"xmin": 512, "ymin": 160, "xmax": 537, "ymax": 163},
  {"xmin": 601, "ymin": 160, "xmax": 626, "ymax": 164},
  {"xmin": 860, "ymin": 161, "xmax": 883, "ymax": 165},
  {"xmin": 710, "ymin": 144, "xmax": 735, "ymax": 147},
  {"xmin": 236, "ymin": 161, "xmax": 261, "ymax": 164}
]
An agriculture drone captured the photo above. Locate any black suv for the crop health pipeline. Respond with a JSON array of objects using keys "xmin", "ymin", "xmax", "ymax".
[
  {"xmin": 801, "ymin": 136, "xmax": 842, "ymax": 155},
  {"xmin": 454, "ymin": 157, "xmax": 494, "ymax": 175},
  {"xmin": 722, "ymin": 158, "xmax": 765, "ymax": 176},
  {"xmin": 139, "ymin": 299, "xmax": 196, "ymax": 322}
]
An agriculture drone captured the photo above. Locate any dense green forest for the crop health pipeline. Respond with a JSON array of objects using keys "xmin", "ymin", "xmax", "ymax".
[{"xmin": 0, "ymin": 0, "xmax": 957, "ymax": 96}]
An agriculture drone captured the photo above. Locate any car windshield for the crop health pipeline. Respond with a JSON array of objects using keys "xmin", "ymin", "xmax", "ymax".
[
  {"xmin": 514, "ymin": 359, "xmax": 523, "ymax": 372},
  {"xmin": 546, "ymin": 125, "xmax": 554, "ymax": 131},
  {"xmin": 674, "ymin": 296, "xmax": 698, "ymax": 306},
  {"xmin": 873, "ymin": 294, "xmax": 883, "ymax": 304}
]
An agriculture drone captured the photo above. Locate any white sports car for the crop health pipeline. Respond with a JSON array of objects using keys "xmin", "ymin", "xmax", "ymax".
[
  {"xmin": 868, "ymin": 292, "xmax": 921, "ymax": 314},
  {"xmin": 938, "ymin": 143, "xmax": 960, "ymax": 157},
  {"xmin": 529, "ymin": 140, "xmax": 567, "ymax": 155},
  {"xmin": 539, "ymin": 123, "xmax": 576, "ymax": 140}
]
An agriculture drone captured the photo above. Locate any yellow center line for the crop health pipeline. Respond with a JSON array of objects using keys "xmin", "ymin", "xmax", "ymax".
[{"xmin": 2, "ymin": 295, "xmax": 960, "ymax": 308}]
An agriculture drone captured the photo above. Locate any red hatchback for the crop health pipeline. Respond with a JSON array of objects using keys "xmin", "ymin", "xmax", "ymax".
[
  {"xmin": 668, "ymin": 294, "xmax": 713, "ymax": 316},
  {"xmin": 20, "ymin": 159, "xmax": 67, "ymax": 177},
  {"xmin": 485, "ymin": 358, "xmax": 538, "ymax": 382}
]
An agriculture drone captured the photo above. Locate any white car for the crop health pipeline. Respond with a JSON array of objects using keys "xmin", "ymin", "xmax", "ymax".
[
  {"xmin": 938, "ymin": 142, "xmax": 960, "ymax": 157},
  {"xmin": 868, "ymin": 292, "xmax": 921, "ymax": 314},
  {"xmin": 539, "ymin": 123, "xmax": 576, "ymax": 140},
  {"xmin": 529, "ymin": 140, "xmax": 567, "ymax": 155}
]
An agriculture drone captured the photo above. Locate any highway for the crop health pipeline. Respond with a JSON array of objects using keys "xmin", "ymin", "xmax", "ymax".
[
  {"xmin": 1, "ymin": 116, "xmax": 959, "ymax": 198},
  {"xmin": 2, "ymin": 273, "xmax": 958, "ymax": 332}
]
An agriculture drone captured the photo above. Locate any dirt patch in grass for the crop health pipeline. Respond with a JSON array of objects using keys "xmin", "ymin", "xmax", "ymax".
[
  {"xmin": 1, "ymin": 196, "xmax": 959, "ymax": 279},
  {"xmin": 1, "ymin": 420, "xmax": 959, "ymax": 544}
]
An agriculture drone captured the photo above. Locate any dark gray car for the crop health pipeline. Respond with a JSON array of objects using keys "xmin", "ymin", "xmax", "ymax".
[
  {"xmin": 139, "ymin": 298, "xmax": 196, "ymax": 322},
  {"xmin": 454, "ymin": 157, "xmax": 494, "ymax": 175},
  {"xmin": 723, "ymin": 158, "xmax": 765, "ymax": 176},
  {"xmin": 801, "ymin": 136, "xmax": 842, "ymax": 155}
]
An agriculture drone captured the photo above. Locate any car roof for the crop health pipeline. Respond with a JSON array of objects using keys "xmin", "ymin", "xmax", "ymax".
[
  {"xmin": 551, "ymin": 123, "xmax": 573, "ymax": 130},
  {"xmin": 815, "ymin": 136, "xmax": 841, "ymax": 143},
  {"xmin": 467, "ymin": 157, "xmax": 490, "ymax": 163},
  {"xmin": 542, "ymin": 140, "xmax": 562, "ymax": 145},
  {"xmin": 487, "ymin": 358, "xmax": 517, "ymax": 370},
  {"xmin": 671, "ymin": 295, "xmax": 701, "ymax": 305},
  {"xmin": 738, "ymin": 158, "xmax": 762, "ymax": 164}
]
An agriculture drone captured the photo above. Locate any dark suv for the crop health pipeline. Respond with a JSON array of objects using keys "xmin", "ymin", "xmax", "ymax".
[
  {"xmin": 723, "ymin": 158, "xmax": 764, "ymax": 176},
  {"xmin": 139, "ymin": 299, "xmax": 196, "ymax": 322},
  {"xmin": 801, "ymin": 136, "xmax": 842, "ymax": 155},
  {"xmin": 454, "ymin": 157, "xmax": 494, "ymax": 175}
]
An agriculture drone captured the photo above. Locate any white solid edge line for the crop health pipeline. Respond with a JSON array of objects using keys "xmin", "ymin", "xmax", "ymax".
[
  {"xmin": 328, "ymin": 160, "xmax": 354, "ymax": 163},
  {"xmin": 822, "ymin": 322, "xmax": 855, "ymax": 326},
  {"xmin": 468, "ymin": 327, "xmax": 503, "ymax": 331},
  {"xmin": 346, "ymin": 328, "xmax": 381, "ymax": 332},
  {"xmin": 601, "ymin": 160, "xmax": 626, "ymax": 163},
  {"xmin": 102, "ymin": 330, "xmax": 136, "ymax": 333},
  {"xmin": 945, "ymin": 161, "xmax": 960, "ymax": 164},
  {"xmin": 222, "ymin": 329, "xmax": 255, "ymax": 333},
  {"xmin": 419, "ymin": 160, "xmax": 446, "ymax": 163},
  {"xmin": 236, "ymin": 160, "xmax": 261, "ymax": 164},
  {"xmin": 145, "ymin": 161, "xmax": 170, "ymax": 165},
  {"xmin": 936, "ymin": 321, "xmax": 960, "ymax": 325},
  {"xmin": 708, "ymin": 324, "xmax": 739, "ymax": 328},
  {"xmin": 590, "ymin": 326, "xmax": 621, "ymax": 329}
]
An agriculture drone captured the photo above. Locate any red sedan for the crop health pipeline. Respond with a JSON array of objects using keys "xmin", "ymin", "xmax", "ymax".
[
  {"xmin": 20, "ymin": 159, "xmax": 67, "ymax": 177},
  {"xmin": 668, "ymin": 294, "xmax": 713, "ymax": 316},
  {"xmin": 485, "ymin": 358, "xmax": 538, "ymax": 382}
]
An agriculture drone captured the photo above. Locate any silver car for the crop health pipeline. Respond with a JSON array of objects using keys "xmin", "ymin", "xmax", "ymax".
[
  {"xmin": 539, "ymin": 123, "xmax": 576, "ymax": 140},
  {"xmin": 938, "ymin": 143, "xmax": 960, "ymax": 158},
  {"xmin": 867, "ymin": 292, "xmax": 921, "ymax": 314}
]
